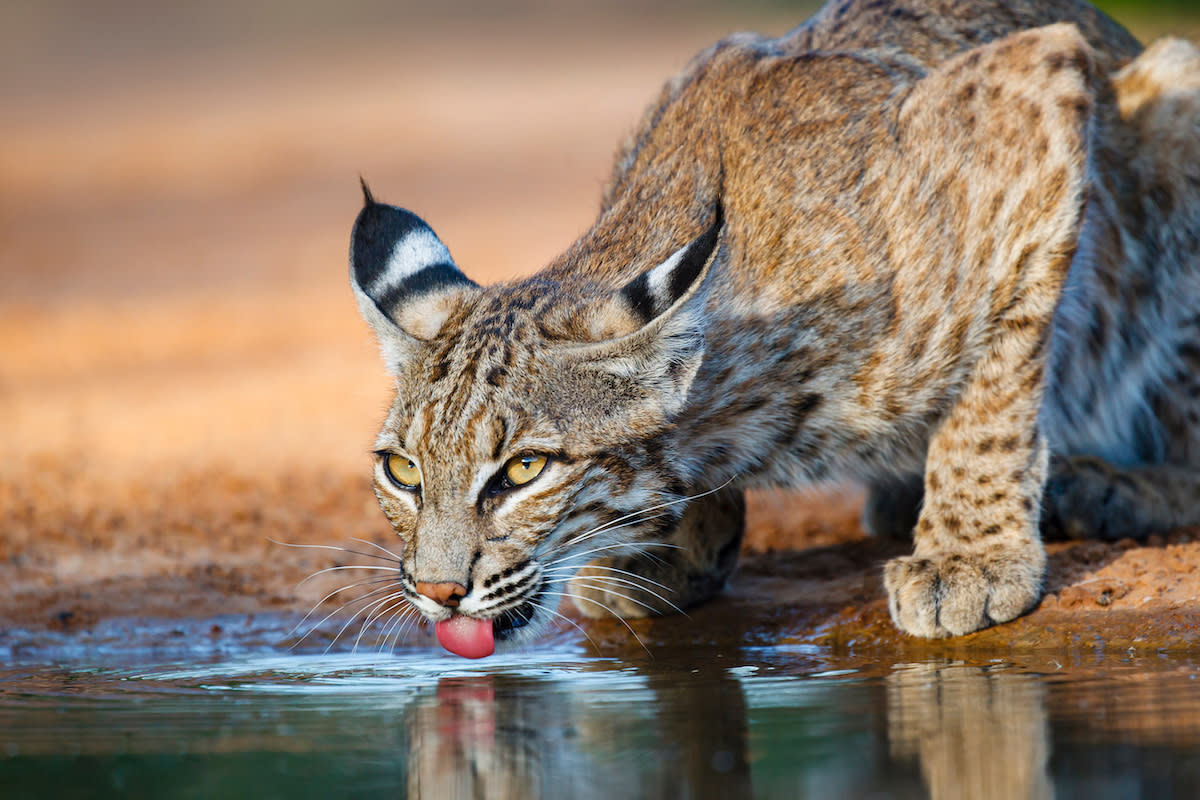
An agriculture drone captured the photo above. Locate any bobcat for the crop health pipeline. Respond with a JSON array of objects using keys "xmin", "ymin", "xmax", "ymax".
[{"xmin": 347, "ymin": 0, "xmax": 1200, "ymax": 655}]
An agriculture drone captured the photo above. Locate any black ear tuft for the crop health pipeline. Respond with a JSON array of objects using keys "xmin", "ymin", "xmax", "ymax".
[
  {"xmin": 620, "ymin": 203, "xmax": 723, "ymax": 326},
  {"xmin": 349, "ymin": 190, "xmax": 477, "ymax": 324},
  {"xmin": 359, "ymin": 175, "xmax": 376, "ymax": 207}
]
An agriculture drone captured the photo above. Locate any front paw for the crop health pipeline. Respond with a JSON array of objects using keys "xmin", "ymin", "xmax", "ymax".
[{"xmin": 883, "ymin": 545, "xmax": 1045, "ymax": 638}]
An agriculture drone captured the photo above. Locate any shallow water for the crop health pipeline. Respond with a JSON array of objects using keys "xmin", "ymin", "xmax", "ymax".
[{"xmin": 2, "ymin": 624, "xmax": 1199, "ymax": 800}]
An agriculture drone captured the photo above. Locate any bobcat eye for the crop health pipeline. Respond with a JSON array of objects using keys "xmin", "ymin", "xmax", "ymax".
[
  {"xmin": 382, "ymin": 453, "xmax": 421, "ymax": 489},
  {"xmin": 503, "ymin": 454, "xmax": 548, "ymax": 487}
]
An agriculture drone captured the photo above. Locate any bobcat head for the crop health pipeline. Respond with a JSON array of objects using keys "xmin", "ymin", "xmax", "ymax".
[{"xmin": 349, "ymin": 182, "xmax": 722, "ymax": 654}]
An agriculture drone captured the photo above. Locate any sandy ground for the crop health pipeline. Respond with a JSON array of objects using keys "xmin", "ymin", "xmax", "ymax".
[{"xmin": 2, "ymin": 3, "xmax": 1199, "ymax": 655}]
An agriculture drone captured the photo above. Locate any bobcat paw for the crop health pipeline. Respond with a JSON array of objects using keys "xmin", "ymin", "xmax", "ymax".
[
  {"xmin": 884, "ymin": 545, "xmax": 1045, "ymax": 638},
  {"xmin": 568, "ymin": 579, "xmax": 654, "ymax": 619}
]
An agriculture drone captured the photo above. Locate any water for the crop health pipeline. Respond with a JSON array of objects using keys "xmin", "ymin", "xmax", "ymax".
[{"xmin": 2, "ymin": 627, "xmax": 1199, "ymax": 799}]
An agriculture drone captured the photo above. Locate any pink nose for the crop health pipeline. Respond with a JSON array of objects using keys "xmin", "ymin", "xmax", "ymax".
[{"xmin": 415, "ymin": 581, "xmax": 468, "ymax": 607}]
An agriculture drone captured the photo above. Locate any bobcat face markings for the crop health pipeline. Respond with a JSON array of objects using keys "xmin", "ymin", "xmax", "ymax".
[
  {"xmin": 350, "ymin": 191, "xmax": 723, "ymax": 649},
  {"xmin": 373, "ymin": 435, "xmax": 681, "ymax": 645},
  {"xmin": 371, "ymin": 408, "xmax": 689, "ymax": 644}
]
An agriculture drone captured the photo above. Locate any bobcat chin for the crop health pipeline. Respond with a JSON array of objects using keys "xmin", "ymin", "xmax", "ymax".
[{"xmin": 348, "ymin": 0, "xmax": 1200, "ymax": 654}]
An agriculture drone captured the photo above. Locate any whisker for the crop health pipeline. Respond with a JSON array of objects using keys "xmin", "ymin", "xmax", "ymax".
[
  {"xmin": 379, "ymin": 598, "xmax": 420, "ymax": 643},
  {"xmin": 295, "ymin": 584, "xmax": 400, "ymax": 650},
  {"xmin": 326, "ymin": 590, "xmax": 409, "ymax": 654},
  {"xmin": 543, "ymin": 572, "xmax": 671, "ymax": 599},
  {"xmin": 541, "ymin": 563, "xmax": 675, "ymax": 593},
  {"xmin": 288, "ymin": 575, "xmax": 397, "ymax": 636},
  {"xmin": 294, "ymin": 564, "xmax": 401, "ymax": 590},
  {"xmin": 541, "ymin": 589, "xmax": 650, "ymax": 655},
  {"xmin": 289, "ymin": 582, "xmax": 398, "ymax": 649},
  {"xmin": 550, "ymin": 578, "xmax": 684, "ymax": 617},
  {"xmin": 269, "ymin": 538, "xmax": 398, "ymax": 563},
  {"xmin": 555, "ymin": 476, "xmax": 738, "ymax": 553},
  {"xmin": 544, "ymin": 573, "xmax": 686, "ymax": 609},
  {"xmin": 543, "ymin": 514, "xmax": 671, "ymax": 568},
  {"xmin": 349, "ymin": 536, "xmax": 403, "ymax": 562},
  {"xmin": 388, "ymin": 611, "xmax": 426, "ymax": 656},
  {"xmin": 549, "ymin": 539, "xmax": 684, "ymax": 568},
  {"xmin": 618, "ymin": 544, "xmax": 671, "ymax": 570},
  {"xmin": 527, "ymin": 598, "xmax": 599, "ymax": 651},
  {"xmin": 556, "ymin": 511, "xmax": 670, "ymax": 552},
  {"xmin": 354, "ymin": 595, "xmax": 411, "ymax": 652},
  {"xmin": 381, "ymin": 603, "xmax": 423, "ymax": 653}
]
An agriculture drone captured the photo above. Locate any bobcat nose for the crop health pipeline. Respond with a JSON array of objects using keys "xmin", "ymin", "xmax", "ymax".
[{"xmin": 415, "ymin": 581, "xmax": 468, "ymax": 608}]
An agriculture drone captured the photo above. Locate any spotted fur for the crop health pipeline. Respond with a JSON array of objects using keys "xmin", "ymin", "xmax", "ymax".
[{"xmin": 350, "ymin": 0, "xmax": 1200, "ymax": 644}]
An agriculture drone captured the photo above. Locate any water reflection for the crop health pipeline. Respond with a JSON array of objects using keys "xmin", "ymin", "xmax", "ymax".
[
  {"xmin": 398, "ymin": 657, "xmax": 1200, "ymax": 799},
  {"xmin": 887, "ymin": 662, "xmax": 1053, "ymax": 800},
  {"xmin": 406, "ymin": 670, "xmax": 751, "ymax": 799},
  {"xmin": 1, "ymin": 651, "xmax": 1199, "ymax": 798}
]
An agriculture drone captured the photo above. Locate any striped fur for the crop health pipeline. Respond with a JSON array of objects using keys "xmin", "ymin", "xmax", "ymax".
[{"xmin": 350, "ymin": 0, "xmax": 1200, "ymax": 645}]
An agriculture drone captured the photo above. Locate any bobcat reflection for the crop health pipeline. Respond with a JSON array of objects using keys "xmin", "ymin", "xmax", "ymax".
[
  {"xmin": 405, "ymin": 660, "xmax": 1056, "ymax": 797},
  {"xmin": 887, "ymin": 662, "xmax": 1053, "ymax": 800},
  {"xmin": 406, "ymin": 671, "xmax": 750, "ymax": 799}
]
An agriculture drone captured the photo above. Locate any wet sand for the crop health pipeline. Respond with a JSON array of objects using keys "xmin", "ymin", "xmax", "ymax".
[{"xmin": 2, "ymin": 4, "xmax": 1199, "ymax": 656}]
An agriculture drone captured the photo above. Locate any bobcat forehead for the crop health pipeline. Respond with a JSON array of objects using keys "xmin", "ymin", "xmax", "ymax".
[{"xmin": 346, "ymin": 0, "xmax": 1200, "ymax": 651}]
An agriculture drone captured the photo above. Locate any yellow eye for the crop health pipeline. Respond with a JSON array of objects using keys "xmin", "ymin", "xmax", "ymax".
[
  {"xmin": 384, "ymin": 454, "xmax": 421, "ymax": 489},
  {"xmin": 504, "ymin": 454, "xmax": 548, "ymax": 487}
]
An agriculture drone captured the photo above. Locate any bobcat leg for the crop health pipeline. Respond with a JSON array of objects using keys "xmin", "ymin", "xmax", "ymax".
[
  {"xmin": 879, "ymin": 26, "xmax": 1092, "ymax": 636},
  {"xmin": 885, "ymin": 286, "xmax": 1059, "ymax": 637},
  {"xmin": 866, "ymin": 456, "xmax": 1200, "ymax": 543},
  {"xmin": 569, "ymin": 488, "xmax": 745, "ymax": 619},
  {"xmin": 885, "ymin": 395, "xmax": 1050, "ymax": 637},
  {"xmin": 1043, "ymin": 456, "xmax": 1200, "ymax": 540}
]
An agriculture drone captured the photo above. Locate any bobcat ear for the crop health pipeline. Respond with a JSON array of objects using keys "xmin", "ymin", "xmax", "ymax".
[
  {"xmin": 616, "ymin": 204, "xmax": 723, "ymax": 332},
  {"xmin": 586, "ymin": 204, "xmax": 723, "ymax": 342},
  {"xmin": 350, "ymin": 180, "xmax": 478, "ymax": 372},
  {"xmin": 570, "ymin": 206, "xmax": 723, "ymax": 416}
]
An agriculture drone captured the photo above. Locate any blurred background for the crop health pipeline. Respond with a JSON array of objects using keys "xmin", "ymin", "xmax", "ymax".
[{"xmin": 1, "ymin": 0, "xmax": 1196, "ymax": 623}]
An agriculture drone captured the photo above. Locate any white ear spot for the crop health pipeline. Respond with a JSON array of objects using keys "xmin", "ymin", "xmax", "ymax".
[
  {"xmin": 371, "ymin": 229, "xmax": 455, "ymax": 295},
  {"xmin": 646, "ymin": 243, "xmax": 689, "ymax": 309},
  {"xmin": 349, "ymin": 192, "xmax": 481, "ymax": 369},
  {"xmin": 617, "ymin": 207, "xmax": 722, "ymax": 327}
]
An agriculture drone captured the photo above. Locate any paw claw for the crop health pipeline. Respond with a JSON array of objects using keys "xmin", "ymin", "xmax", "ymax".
[{"xmin": 884, "ymin": 546, "xmax": 1044, "ymax": 638}]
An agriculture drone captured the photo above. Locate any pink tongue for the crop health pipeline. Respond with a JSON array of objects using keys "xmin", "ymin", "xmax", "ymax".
[{"xmin": 435, "ymin": 615, "xmax": 495, "ymax": 659}]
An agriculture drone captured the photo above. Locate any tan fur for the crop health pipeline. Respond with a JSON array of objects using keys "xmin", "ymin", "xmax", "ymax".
[{"xmin": 351, "ymin": 0, "xmax": 1200, "ymax": 643}]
